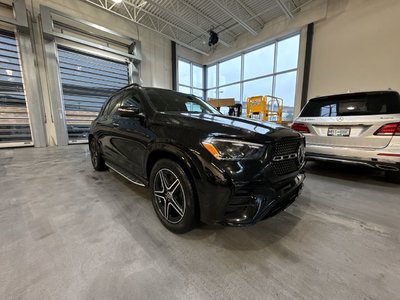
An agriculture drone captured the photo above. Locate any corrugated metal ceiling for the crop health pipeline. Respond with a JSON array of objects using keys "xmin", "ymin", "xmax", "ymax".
[{"xmin": 82, "ymin": 0, "xmax": 316, "ymax": 55}]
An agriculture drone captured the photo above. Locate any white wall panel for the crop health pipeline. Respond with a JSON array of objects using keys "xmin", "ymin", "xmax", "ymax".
[{"xmin": 309, "ymin": 0, "xmax": 400, "ymax": 98}]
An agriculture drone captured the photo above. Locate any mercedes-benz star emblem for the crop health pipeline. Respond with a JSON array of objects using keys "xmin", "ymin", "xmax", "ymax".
[{"xmin": 298, "ymin": 144, "xmax": 305, "ymax": 165}]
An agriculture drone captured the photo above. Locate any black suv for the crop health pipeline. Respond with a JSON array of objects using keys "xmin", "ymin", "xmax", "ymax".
[{"xmin": 89, "ymin": 84, "xmax": 305, "ymax": 233}]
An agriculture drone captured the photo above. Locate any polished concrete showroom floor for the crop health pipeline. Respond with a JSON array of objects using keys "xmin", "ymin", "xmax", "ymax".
[{"xmin": 0, "ymin": 145, "xmax": 399, "ymax": 299}]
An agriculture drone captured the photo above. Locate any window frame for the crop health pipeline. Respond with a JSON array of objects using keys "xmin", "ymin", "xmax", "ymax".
[
  {"xmin": 205, "ymin": 32, "xmax": 301, "ymax": 121},
  {"xmin": 120, "ymin": 89, "xmax": 142, "ymax": 110},
  {"xmin": 177, "ymin": 57, "xmax": 205, "ymax": 99},
  {"xmin": 101, "ymin": 90, "xmax": 125, "ymax": 117}
]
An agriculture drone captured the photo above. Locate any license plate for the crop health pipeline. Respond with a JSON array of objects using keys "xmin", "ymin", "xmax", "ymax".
[{"xmin": 328, "ymin": 128, "xmax": 351, "ymax": 137}]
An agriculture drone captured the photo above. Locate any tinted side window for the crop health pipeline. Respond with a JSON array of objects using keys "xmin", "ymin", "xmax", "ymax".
[
  {"xmin": 99, "ymin": 97, "xmax": 112, "ymax": 117},
  {"xmin": 106, "ymin": 92, "xmax": 124, "ymax": 116},
  {"xmin": 185, "ymin": 101, "xmax": 202, "ymax": 112},
  {"xmin": 121, "ymin": 90, "xmax": 141, "ymax": 109}
]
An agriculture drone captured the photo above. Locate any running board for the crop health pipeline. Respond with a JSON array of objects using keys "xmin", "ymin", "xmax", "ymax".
[{"xmin": 105, "ymin": 162, "xmax": 147, "ymax": 187}]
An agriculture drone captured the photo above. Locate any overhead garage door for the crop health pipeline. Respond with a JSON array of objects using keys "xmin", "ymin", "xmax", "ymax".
[
  {"xmin": 57, "ymin": 47, "xmax": 129, "ymax": 143},
  {"xmin": 0, "ymin": 30, "xmax": 32, "ymax": 147}
]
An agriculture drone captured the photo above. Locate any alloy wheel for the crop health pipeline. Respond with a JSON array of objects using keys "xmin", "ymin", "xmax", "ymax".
[
  {"xmin": 90, "ymin": 139, "xmax": 99, "ymax": 166},
  {"xmin": 153, "ymin": 168, "xmax": 186, "ymax": 224}
]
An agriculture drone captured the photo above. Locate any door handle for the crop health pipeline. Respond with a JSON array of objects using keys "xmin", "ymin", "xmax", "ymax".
[{"xmin": 112, "ymin": 123, "xmax": 119, "ymax": 128}]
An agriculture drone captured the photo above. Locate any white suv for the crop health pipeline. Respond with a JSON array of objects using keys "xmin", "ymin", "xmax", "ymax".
[{"xmin": 292, "ymin": 91, "xmax": 400, "ymax": 182}]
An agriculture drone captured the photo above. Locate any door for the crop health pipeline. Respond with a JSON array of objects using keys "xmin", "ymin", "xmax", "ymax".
[
  {"xmin": 96, "ymin": 91, "xmax": 125, "ymax": 163},
  {"xmin": 111, "ymin": 89, "xmax": 154, "ymax": 177},
  {"xmin": 0, "ymin": 30, "xmax": 33, "ymax": 148},
  {"xmin": 57, "ymin": 46, "xmax": 129, "ymax": 144}
]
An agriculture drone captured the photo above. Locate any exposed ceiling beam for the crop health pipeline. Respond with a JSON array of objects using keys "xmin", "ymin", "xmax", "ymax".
[
  {"xmin": 143, "ymin": 0, "xmax": 232, "ymax": 48},
  {"xmin": 175, "ymin": 0, "xmax": 237, "ymax": 40},
  {"xmin": 234, "ymin": 0, "xmax": 264, "ymax": 28},
  {"xmin": 291, "ymin": 0, "xmax": 314, "ymax": 13},
  {"xmin": 218, "ymin": 4, "xmax": 277, "ymax": 35},
  {"xmin": 82, "ymin": 0, "xmax": 210, "ymax": 55},
  {"xmin": 275, "ymin": 0, "xmax": 294, "ymax": 19},
  {"xmin": 209, "ymin": 0, "xmax": 258, "ymax": 36}
]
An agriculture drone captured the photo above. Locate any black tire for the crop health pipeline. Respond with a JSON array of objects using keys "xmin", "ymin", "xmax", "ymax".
[
  {"xmin": 89, "ymin": 137, "xmax": 107, "ymax": 171},
  {"xmin": 150, "ymin": 159, "xmax": 197, "ymax": 234},
  {"xmin": 385, "ymin": 171, "xmax": 400, "ymax": 184}
]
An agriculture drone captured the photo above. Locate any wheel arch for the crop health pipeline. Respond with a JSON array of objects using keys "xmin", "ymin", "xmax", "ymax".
[
  {"xmin": 146, "ymin": 147, "xmax": 202, "ymax": 182},
  {"xmin": 146, "ymin": 146, "xmax": 203, "ymax": 219}
]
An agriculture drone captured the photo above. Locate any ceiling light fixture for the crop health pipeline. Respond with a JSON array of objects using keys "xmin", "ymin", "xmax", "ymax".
[{"xmin": 111, "ymin": 0, "xmax": 123, "ymax": 3}]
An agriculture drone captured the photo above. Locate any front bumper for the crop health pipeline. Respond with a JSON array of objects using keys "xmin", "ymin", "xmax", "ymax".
[
  {"xmin": 194, "ymin": 159, "xmax": 305, "ymax": 225},
  {"xmin": 191, "ymin": 136, "xmax": 306, "ymax": 226},
  {"xmin": 223, "ymin": 173, "xmax": 305, "ymax": 226}
]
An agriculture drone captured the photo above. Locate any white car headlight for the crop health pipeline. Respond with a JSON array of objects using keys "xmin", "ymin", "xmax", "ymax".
[{"xmin": 202, "ymin": 138, "xmax": 266, "ymax": 161}]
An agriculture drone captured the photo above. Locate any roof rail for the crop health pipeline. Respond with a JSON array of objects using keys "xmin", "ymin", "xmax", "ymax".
[
  {"xmin": 116, "ymin": 83, "xmax": 142, "ymax": 92},
  {"xmin": 126, "ymin": 83, "xmax": 142, "ymax": 88}
]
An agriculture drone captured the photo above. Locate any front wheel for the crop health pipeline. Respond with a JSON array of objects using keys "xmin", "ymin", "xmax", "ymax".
[
  {"xmin": 89, "ymin": 138, "xmax": 107, "ymax": 171},
  {"xmin": 150, "ymin": 159, "xmax": 197, "ymax": 234},
  {"xmin": 385, "ymin": 170, "xmax": 400, "ymax": 184}
]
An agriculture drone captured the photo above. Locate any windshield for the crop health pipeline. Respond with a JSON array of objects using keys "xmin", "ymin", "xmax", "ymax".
[
  {"xmin": 145, "ymin": 88, "xmax": 220, "ymax": 114},
  {"xmin": 300, "ymin": 92, "xmax": 400, "ymax": 117}
]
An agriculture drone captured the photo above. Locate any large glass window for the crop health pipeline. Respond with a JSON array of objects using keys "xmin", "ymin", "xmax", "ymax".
[
  {"xmin": 275, "ymin": 71, "xmax": 297, "ymax": 121},
  {"xmin": 207, "ymin": 65, "xmax": 217, "ymax": 88},
  {"xmin": 242, "ymin": 77, "xmax": 273, "ymax": 117},
  {"xmin": 218, "ymin": 83, "xmax": 240, "ymax": 100},
  {"xmin": 243, "ymin": 44, "xmax": 275, "ymax": 80},
  {"xmin": 177, "ymin": 58, "xmax": 204, "ymax": 98},
  {"xmin": 205, "ymin": 33, "xmax": 300, "ymax": 121},
  {"xmin": 178, "ymin": 60, "xmax": 190, "ymax": 86},
  {"xmin": 178, "ymin": 85, "xmax": 191, "ymax": 94},
  {"xmin": 276, "ymin": 35, "xmax": 300, "ymax": 72},
  {"xmin": 192, "ymin": 88, "xmax": 204, "ymax": 98},
  {"xmin": 192, "ymin": 65, "xmax": 203, "ymax": 89},
  {"xmin": 243, "ymin": 77, "xmax": 273, "ymax": 101},
  {"xmin": 219, "ymin": 56, "xmax": 241, "ymax": 86},
  {"xmin": 207, "ymin": 89, "xmax": 217, "ymax": 100}
]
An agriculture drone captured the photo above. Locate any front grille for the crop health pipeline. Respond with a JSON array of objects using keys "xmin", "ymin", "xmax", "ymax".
[
  {"xmin": 271, "ymin": 138, "xmax": 302, "ymax": 176},
  {"xmin": 272, "ymin": 159, "xmax": 299, "ymax": 175},
  {"xmin": 273, "ymin": 138, "xmax": 301, "ymax": 156}
]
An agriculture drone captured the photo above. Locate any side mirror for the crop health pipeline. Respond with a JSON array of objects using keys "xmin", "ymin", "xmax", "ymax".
[{"xmin": 117, "ymin": 105, "xmax": 142, "ymax": 118}]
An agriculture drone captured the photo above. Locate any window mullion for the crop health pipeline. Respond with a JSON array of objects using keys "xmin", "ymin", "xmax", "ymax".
[
  {"xmin": 272, "ymin": 41, "xmax": 278, "ymax": 96},
  {"xmin": 240, "ymin": 54, "xmax": 244, "ymax": 105},
  {"xmin": 190, "ymin": 62, "xmax": 193, "ymax": 94},
  {"xmin": 216, "ymin": 63, "xmax": 219, "ymax": 98}
]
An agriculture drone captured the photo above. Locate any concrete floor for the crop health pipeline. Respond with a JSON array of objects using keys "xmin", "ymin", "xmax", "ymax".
[{"xmin": 0, "ymin": 145, "xmax": 399, "ymax": 299}]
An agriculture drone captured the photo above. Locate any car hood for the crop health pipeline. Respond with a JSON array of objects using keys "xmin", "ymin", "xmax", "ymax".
[{"xmin": 154, "ymin": 112, "xmax": 301, "ymax": 142}]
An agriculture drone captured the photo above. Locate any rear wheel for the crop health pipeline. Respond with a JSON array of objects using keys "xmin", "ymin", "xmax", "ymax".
[
  {"xmin": 89, "ymin": 138, "xmax": 107, "ymax": 171},
  {"xmin": 385, "ymin": 171, "xmax": 400, "ymax": 184},
  {"xmin": 150, "ymin": 159, "xmax": 197, "ymax": 234}
]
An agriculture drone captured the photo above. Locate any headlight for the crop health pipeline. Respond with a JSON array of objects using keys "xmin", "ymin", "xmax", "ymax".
[{"xmin": 202, "ymin": 138, "xmax": 266, "ymax": 160}]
